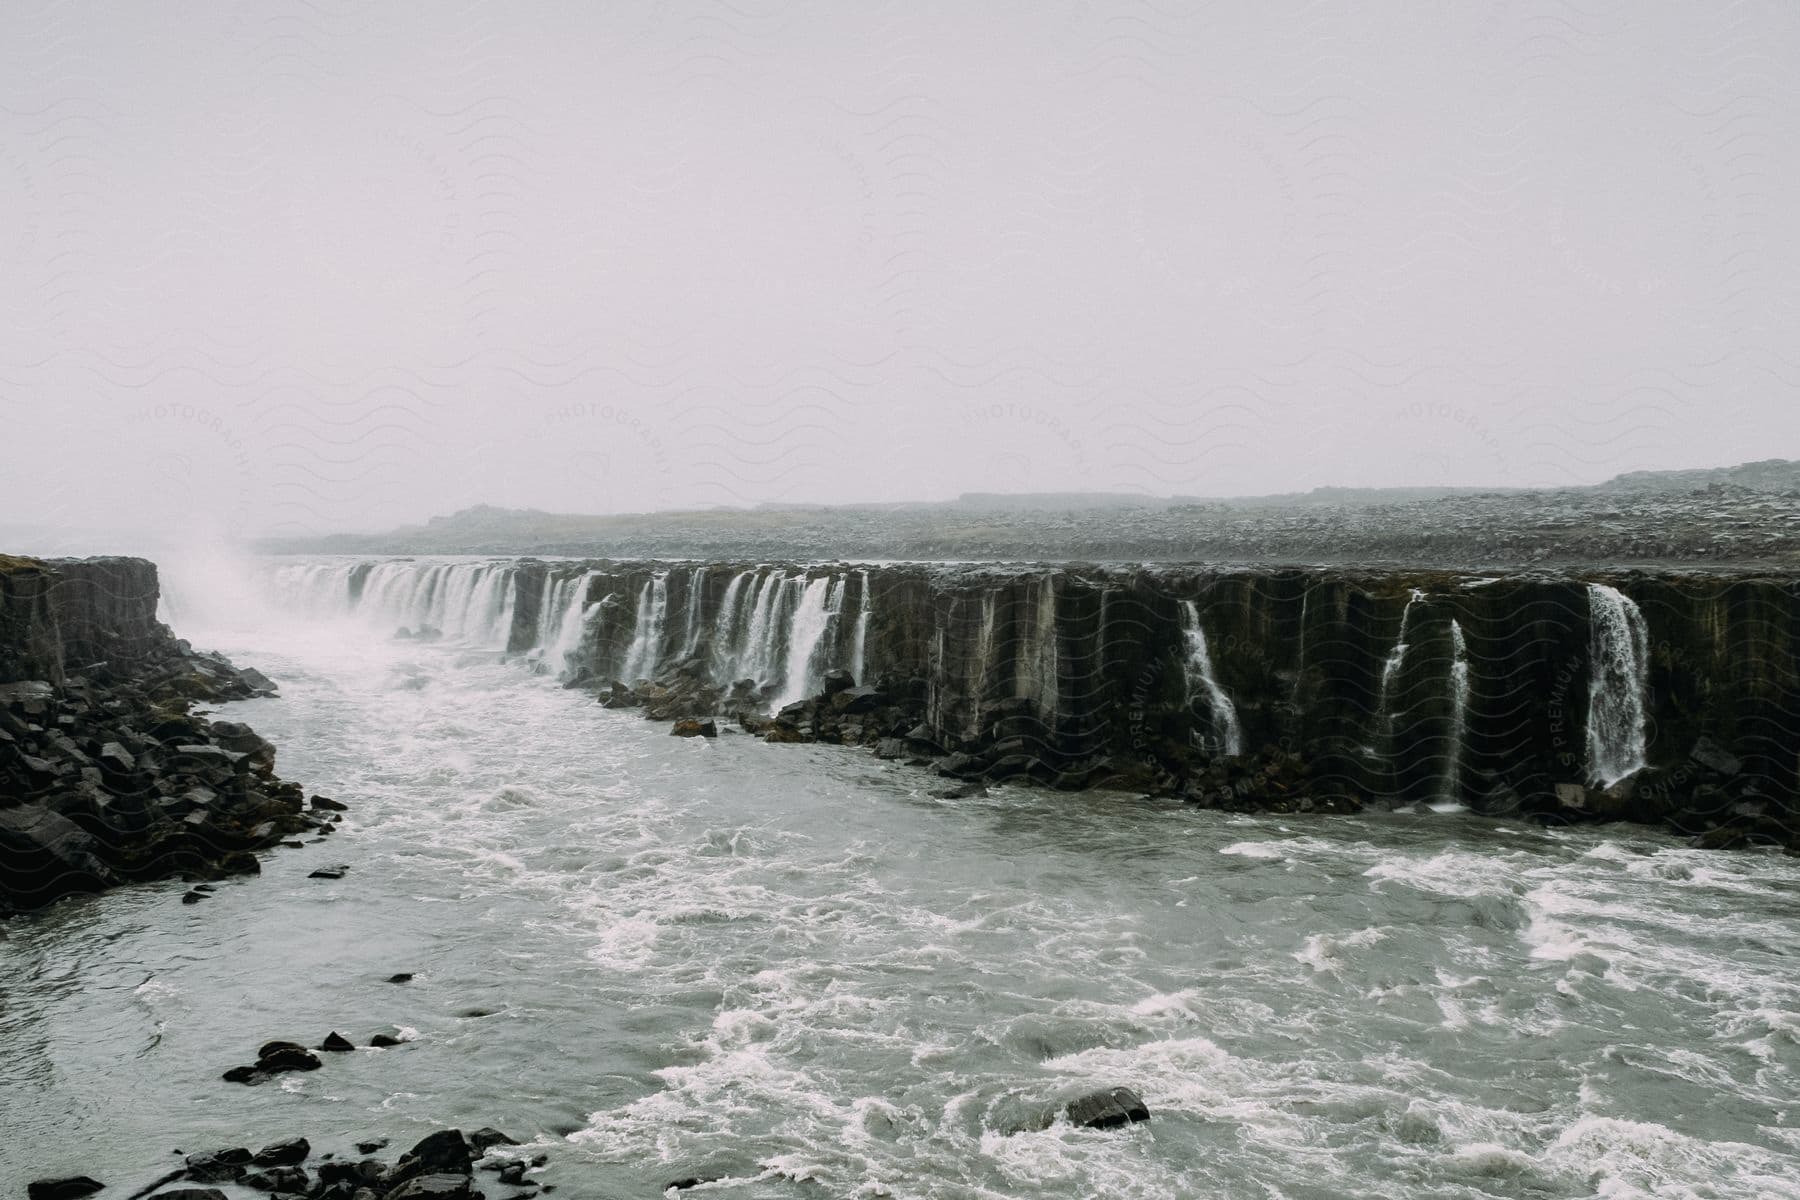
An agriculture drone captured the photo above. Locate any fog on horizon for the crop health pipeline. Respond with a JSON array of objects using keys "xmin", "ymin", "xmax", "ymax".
[{"xmin": 3, "ymin": 0, "xmax": 1798, "ymax": 547}]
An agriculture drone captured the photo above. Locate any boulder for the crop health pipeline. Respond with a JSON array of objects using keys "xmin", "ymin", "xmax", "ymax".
[
  {"xmin": 252, "ymin": 1136, "xmax": 311, "ymax": 1166},
  {"xmin": 255, "ymin": 1042, "xmax": 322, "ymax": 1073},
  {"xmin": 671, "ymin": 719, "xmax": 717, "ymax": 738},
  {"xmin": 1065, "ymin": 1086, "xmax": 1151, "ymax": 1129},
  {"xmin": 26, "ymin": 1178, "xmax": 104, "ymax": 1200},
  {"xmin": 319, "ymin": 1031, "xmax": 356, "ymax": 1052},
  {"xmin": 0, "ymin": 806, "xmax": 118, "ymax": 908},
  {"xmin": 384, "ymin": 1130, "xmax": 473, "ymax": 1189},
  {"xmin": 146, "ymin": 1190, "xmax": 229, "ymax": 1200},
  {"xmin": 470, "ymin": 1127, "xmax": 520, "ymax": 1153},
  {"xmin": 369, "ymin": 1025, "xmax": 413, "ymax": 1047},
  {"xmin": 309, "ymin": 795, "xmax": 348, "ymax": 812},
  {"xmin": 386, "ymin": 1175, "xmax": 475, "ymax": 1200},
  {"xmin": 873, "ymin": 738, "xmax": 907, "ymax": 760},
  {"xmin": 830, "ymin": 686, "xmax": 887, "ymax": 714},
  {"xmin": 308, "ymin": 865, "xmax": 348, "ymax": 880},
  {"xmin": 184, "ymin": 1148, "xmax": 252, "ymax": 1182},
  {"xmin": 1690, "ymin": 736, "xmax": 1742, "ymax": 777},
  {"xmin": 242, "ymin": 1166, "xmax": 309, "ymax": 1193},
  {"xmin": 820, "ymin": 669, "xmax": 856, "ymax": 695}
]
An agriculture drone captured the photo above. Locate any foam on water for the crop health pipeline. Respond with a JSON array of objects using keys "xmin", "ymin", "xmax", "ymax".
[{"xmin": 3, "ymin": 573, "xmax": 1797, "ymax": 1200}]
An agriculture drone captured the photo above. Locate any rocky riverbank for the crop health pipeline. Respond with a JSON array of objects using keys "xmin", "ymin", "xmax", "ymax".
[{"xmin": 1, "ymin": 555, "xmax": 332, "ymax": 915}]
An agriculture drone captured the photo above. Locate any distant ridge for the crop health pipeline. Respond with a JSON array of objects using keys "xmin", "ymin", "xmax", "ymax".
[{"xmin": 254, "ymin": 458, "xmax": 1800, "ymax": 567}]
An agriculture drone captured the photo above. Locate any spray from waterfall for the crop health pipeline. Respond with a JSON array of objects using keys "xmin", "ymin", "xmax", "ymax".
[
  {"xmin": 1180, "ymin": 600, "xmax": 1243, "ymax": 756},
  {"xmin": 1586, "ymin": 583, "xmax": 1650, "ymax": 786}
]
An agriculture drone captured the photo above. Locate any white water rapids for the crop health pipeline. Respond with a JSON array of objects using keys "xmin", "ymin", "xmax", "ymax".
[{"xmin": 4, "ymin": 566, "xmax": 1798, "ymax": 1198}]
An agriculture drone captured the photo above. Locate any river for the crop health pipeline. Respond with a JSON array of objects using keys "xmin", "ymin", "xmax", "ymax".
[{"xmin": 3, "ymin": 599, "xmax": 1799, "ymax": 1199}]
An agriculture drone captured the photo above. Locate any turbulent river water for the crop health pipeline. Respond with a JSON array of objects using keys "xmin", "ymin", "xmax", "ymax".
[{"xmin": 4, "ymin": 599, "xmax": 1800, "ymax": 1199}]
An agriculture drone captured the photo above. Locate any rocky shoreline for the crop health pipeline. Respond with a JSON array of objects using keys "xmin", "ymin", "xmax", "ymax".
[{"xmin": 1, "ymin": 555, "xmax": 333, "ymax": 915}]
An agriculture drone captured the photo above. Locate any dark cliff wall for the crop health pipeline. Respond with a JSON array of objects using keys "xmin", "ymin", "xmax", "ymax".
[
  {"xmin": 0, "ymin": 556, "xmax": 168, "ymax": 686},
  {"xmin": 515, "ymin": 560, "xmax": 1798, "ymax": 833}
]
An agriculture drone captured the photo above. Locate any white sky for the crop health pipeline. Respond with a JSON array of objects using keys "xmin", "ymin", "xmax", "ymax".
[{"xmin": 2, "ymin": 0, "xmax": 1797, "ymax": 539}]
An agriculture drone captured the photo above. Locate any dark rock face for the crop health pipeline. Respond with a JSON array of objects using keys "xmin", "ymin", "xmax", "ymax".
[
  {"xmin": 504, "ymin": 559, "xmax": 1798, "ymax": 848},
  {"xmin": 26, "ymin": 1177, "xmax": 105, "ymax": 1200},
  {"xmin": 1, "ymin": 556, "xmax": 328, "ymax": 915},
  {"xmin": 1065, "ymin": 1086, "xmax": 1151, "ymax": 1129}
]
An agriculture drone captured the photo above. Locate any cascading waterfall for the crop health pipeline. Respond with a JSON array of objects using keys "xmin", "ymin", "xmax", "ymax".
[
  {"xmin": 772, "ymin": 575, "xmax": 837, "ymax": 710},
  {"xmin": 1180, "ymin": 600, "xmax": 1243, "ymax": 756},
  {"xmin": 543, "ymin": 571, "xmax": 604, "ymax": 677},
  {"xmin": 620, "ymin": 573, "xmax": 670, "ymax": 682},
  {"xmin": 1441, "ymin": 618, "xmax": 1470, "ymax": 806},
  {"xmin": 1012, "ymin": 575, "xmax": 1059, "ymax": 718},
  {"xmin": 737, "ymin": 571, "xmax": 792, "ymax": 687},
  {"xmin": 1586, "ymin": 582, "xmax": 1650, "ymax": 786},
  {"xmin": 267, "ymin": 560, "xmax": 516, "ymax": 649},
  {"xmin": 1378, "ymin": 589, "xmax": 1425, "ymax": 721},
  {"xmin": 850, "ymin": 569, "xmax": 871, "ymax": 685},
  {"xmin": 678, "ymin": 566, "xmax": 708, "ymax": 659},
  {"xmin": 710, "ymin": 570, "xmax": 754, "ymax": 680}
]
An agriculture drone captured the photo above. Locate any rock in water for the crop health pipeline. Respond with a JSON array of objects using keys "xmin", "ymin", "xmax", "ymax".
[
  {"xmin": 386, "ymin": 1175, "xmax": 475, "ymax": 1199},
  {"xmin": 319, "ymin": 1031, "xmax": 356, "ymax": 1052},
  {"xmin": 144, "ymin": 1190, "xmax": 230, "ymax": 1200},
  {"xmin": 27, "ymin": 1178, "xmax": 104, "ymax": 1200},
  {"xmin": 252, "ymin": 1137, "xmax": 311, "ymax": 1166},
  {"xmin": 670, "ymin": 718, "xmax": 717, "ymax": 738},
  {"xmin": 384, "ymin": 1129, "xmax": 473, "ymax": 1190},
  {"xmin": 470, "ymin": 1127, "xmax": 520, "ymax": 1153},
  {"xmin": 1065, "ymin": 1086, "xmax": 1151, "ymax": 1129}
]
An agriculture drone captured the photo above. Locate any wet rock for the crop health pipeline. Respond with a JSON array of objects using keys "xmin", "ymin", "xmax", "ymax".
[
  {"xmin": 27, "ymin": 1177, "xmax": 105, "ymax": 1200},
  {"xmin": 388, "ymin": 972, "xmax": 415, "ymax": 983},
  {"xmin": 254, "ymin": 1042, "xmax": 322, "ymax": 1073},
  {"xmin": 1065, "ymin": 1086, "xmax": 1150, "ymax": 1129},
  {"xmin": 383, "ymin": 1130, "xmax": 473, "ymax": 1190},
  {"xmin": 146, "ymin": 1190, "xmax": 229, "ymax": 1200},
  {"xmin": 497, "ymin": 1163, "xmax": 526, "ymax": 1185},
  {"xmin": 386, "ymin": 1175, "xmax": 475, "ymax": 1200},
  {"xmin": 309, "ymin": 795, "xmax": 348, "ymax": 812},
  {"xmin": 355, "ymin": 1139, "xmax": 389, "ymax": 1154},
  {"xmin": 308, "ymin": 865, "xmax": 348, "ymax": 879},
  {"xmin": 0, "ymin": 806, "xmax": 118, "ymax": 908},
  {"xmin": 319, "ymin": 1031, "xmax": 356, "ymax": 1052},
  {"xmin": 221, "ymin": 1065, "xmax": 264, "ymax": 1084},
  {"xmin": 369, "ymin": 1025, "xmax": 413, "ymax": 1047},
  {"xmin": 252, "ymin": 1137, "xmax": 310, "ymax": 1167},
  {"xmin": 930, "ymin": 782, "xmax": 986, "ymax": 800},
  {"xmin": 241, "ymin": 1166, "xmax": 309, "ymax": 1193},
  {"xmin": 470, "ymin": 1128, "xmax": 520, "ymax": 1153},
  {"xmin": 670, "ymin": 719, "xmax": 717, "ymax": 738},
  {"xmin": 821, "ymin": 668, "xmax": 856, "ymax": 695},
  {"xmin": 1690, "ymin": 736, "xmax": 1742, "ymax": 777},
  {"xmin": 183, "ymin": 1148, "xmax": 252, "ymax": 1182},
  {"xmin": 181, "ymin": 889, "xmax": 208, "ymax": 904},
  {"xmin": 873, "ymin": 738, "xmax": 906, "ymax": 760}
]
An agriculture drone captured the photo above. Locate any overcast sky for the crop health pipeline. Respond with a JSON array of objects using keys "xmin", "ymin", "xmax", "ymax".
[{"xmin": 2, "ymin": 1, "xmax": 1797, "ymax": 540}]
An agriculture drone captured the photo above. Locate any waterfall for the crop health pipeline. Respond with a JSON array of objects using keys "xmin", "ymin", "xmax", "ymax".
[
  {"xmin": 1586, "ymin": 583, "xmax": 1650, "ymax": 786},
  {"xmin": 1013, "ymin": 575, "xmax": 1059, "ymax": 717},
  {"xmin": 710, "ymin": 570, "xmax": 754, "ymax": 680},
  {"xmin": 850, "ymin": 569, "xmax": 871, "ymax": 685},
  {"xmin": 737, "ymin": 571, "xmax": 792, "ymax": 687},
  {"xmin": 620, "ymin": 573, "xmax": 670, "ymax": 682},
  {"xmin": 1442, "ymin": 618, "xmax": 1470, "ymax": 806},
  {"xmin": 543, "ymin": 571, "xmax": 603, "ymax": 677},
  {"xmin": 1180, "ymin": 600, "xmax": 1243, "ymax": 756},
  {"xmin": 267, "ymin": 560, "xmax": 515, "ymax": 649},
  {"xmin": 772, "ymin": 575, "xmax": 836, "ymax": 710},
  {"xmin": 1378, "ymin": 588, "xmax": 1426, "ymax": 731},
  {"xmin": 678, "ymin": 566, "xmax": 708, "ymax": 659}
]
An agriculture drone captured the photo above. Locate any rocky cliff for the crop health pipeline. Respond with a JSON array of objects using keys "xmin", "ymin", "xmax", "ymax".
[
  {"xmin": 1, "ymin": 556, "xmax": 334, "ymax": 914},
  {"xmin": 278, "ymin": 558, "xmax": 1800, "ymax": 848}
]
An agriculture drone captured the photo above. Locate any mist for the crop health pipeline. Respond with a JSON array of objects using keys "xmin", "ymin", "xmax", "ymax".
[{"xmin": 3, "ymin": 1, "xmax": 1798, "ymax": 548}]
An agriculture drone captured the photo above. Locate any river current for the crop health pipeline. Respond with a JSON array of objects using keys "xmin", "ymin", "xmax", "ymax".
[{"xmin": 3, "ymin": 600, "xmax": 1799, "ymax": 1199}]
